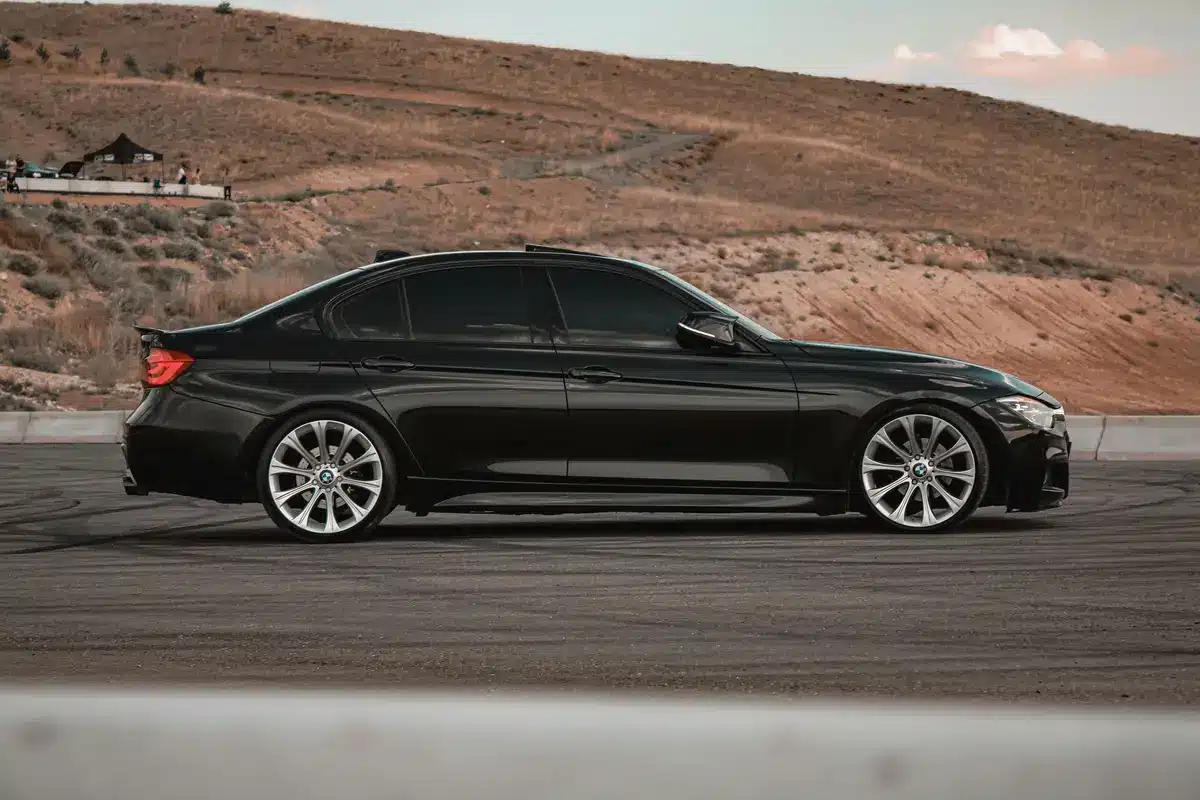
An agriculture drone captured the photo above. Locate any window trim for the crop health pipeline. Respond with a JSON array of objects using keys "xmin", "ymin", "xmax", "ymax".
[
  {"xmin": 323, "ymin": 260, "xmax": 541, "ymax": 346},
  {"xmin": 540, "ymin": 261, "xmax": 769, "ymax": 356}
]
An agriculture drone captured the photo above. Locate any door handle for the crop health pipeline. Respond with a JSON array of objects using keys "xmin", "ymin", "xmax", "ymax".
[
  {"xmin": 360, "ymin": 356, "xmax": 415, "ymax": 373},
  {"xmin": 567, "ymin": 366, "xmax": 622, "ymax": 384}
]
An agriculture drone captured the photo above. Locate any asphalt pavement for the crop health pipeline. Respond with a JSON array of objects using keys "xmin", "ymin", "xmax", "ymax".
[{"xmin": 0, "ymin": 445, "xmax": 1196, "ymax": 703}]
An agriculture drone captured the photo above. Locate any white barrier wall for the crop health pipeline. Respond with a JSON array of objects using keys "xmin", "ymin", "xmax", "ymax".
[
  {"xmin": 14, "ymin": 177, "xmax": 228, "ymax": 200},
  {"xmin": 1, "ymin": 689, "xmax": 1199, "ymax": 800}
]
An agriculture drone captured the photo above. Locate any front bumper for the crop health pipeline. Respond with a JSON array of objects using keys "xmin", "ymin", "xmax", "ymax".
[{"xmin": 976, "ymin": 399, "xmax": 1071, "ymax": 512}]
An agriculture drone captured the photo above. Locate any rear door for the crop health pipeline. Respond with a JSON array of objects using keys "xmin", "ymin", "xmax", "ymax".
[
  {"xmin": 538, "ymin": 263, "xmax": 799, "ymax": 486},
  {"xmin": 326, "ymin": 260, "xmax": 570, "ymax": 480}
]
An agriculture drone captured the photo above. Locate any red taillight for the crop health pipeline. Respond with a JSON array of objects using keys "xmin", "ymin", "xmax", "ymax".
[{"xmin": 142, "ymin": 348, "xmax": 194, "ymax": 387}]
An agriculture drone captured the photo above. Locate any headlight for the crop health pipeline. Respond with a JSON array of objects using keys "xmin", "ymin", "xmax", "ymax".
[{"xmin": 996, "ymin": 395, "xmax": 1062, "ymax": 430}]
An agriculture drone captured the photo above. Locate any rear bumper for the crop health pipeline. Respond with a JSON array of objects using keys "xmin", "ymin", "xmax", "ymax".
[
  {"xmin": 123, "ymin": 388, "xmax": 267, "ymax": 503},
  {"xmin": 121, "ymin": 439, "xmax": 148, "ymax": 496}
]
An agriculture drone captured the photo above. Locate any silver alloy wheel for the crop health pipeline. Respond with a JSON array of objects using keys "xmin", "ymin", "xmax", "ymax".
[
  {"xmin": 861, "ymin": 413, "xmax": 977, "ymax": 529},
  {"xmin": 267, "ymin": 419, "xmax": 384, "ymax": 536}
]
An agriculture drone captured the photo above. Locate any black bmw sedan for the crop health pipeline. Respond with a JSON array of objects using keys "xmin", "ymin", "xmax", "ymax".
[{"xmin": 123, "ymin": 244, "xmax": 1070, "ymax": 542}]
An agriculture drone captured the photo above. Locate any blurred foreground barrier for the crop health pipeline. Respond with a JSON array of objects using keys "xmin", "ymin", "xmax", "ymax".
[
  {"xmin": 1, "ymin": 687, "xmax": 1199, "ymax": 800},
  {"xmin": 1, "ymin": 413, "xmax": 1199, "ymax": 459}
]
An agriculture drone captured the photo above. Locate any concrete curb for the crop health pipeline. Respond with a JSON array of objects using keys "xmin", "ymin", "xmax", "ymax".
[{"xmin": 0, "ymin": 412, "xmax": 1198, "ymax": 460}]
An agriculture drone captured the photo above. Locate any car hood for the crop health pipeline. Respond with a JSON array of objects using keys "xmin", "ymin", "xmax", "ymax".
[{"xmin": 783, "ymin": 341, "xmax": 1061, "ymax": 408}]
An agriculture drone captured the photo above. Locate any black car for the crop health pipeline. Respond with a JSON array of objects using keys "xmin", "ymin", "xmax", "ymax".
[{"xmin": 123, "ymin": 244, "xmax": 1070, "ymax": 542}]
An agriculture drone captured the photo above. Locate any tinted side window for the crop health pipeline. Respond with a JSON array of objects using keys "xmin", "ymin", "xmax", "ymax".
[
  {"xmin": 548, "ymin": 266, "xmax": 691, "ymax": 349},
  {"xmin": 406, "ymin": 265, "xmax": 532, "ymax": 343},
  {"xmin": 332, "ymin": 280, "xmax": 406, "ymax": 340}
]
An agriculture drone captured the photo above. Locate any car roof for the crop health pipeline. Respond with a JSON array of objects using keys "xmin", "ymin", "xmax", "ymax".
[{"xmin": 361, "ymin": 243, "xmax": 660, "ymax": 275}]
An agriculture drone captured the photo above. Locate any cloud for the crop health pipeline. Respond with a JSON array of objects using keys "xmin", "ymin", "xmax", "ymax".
[
  {"xmin": 963, "ymin": 24, "xmax": 1170, "ymax": 80},
  {"xmin": 893, "ymin": 44, "xmax": 938, "ymax": 63},
  {"xmin": 890, "ymin": 24, "xmax": 1171, "ymax": 82}
]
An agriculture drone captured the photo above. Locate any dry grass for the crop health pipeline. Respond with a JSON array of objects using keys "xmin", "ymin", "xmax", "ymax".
[{"xmin": 183, "ymin": 271, "xmax": 310, "ymax": 323}]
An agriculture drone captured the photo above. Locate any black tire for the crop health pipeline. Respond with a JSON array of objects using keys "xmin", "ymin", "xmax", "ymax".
[
  {"xmin": 853, "ymin": 403, "xmax": 990, "ymax": 533},
  {"xmin": 256, "ymin": 409, "xmax": 398, "ymax": 544}
]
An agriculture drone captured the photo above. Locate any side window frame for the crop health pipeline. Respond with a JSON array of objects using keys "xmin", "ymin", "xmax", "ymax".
[
  {"xmin": 324, "ymin": 260, "xmax": 538, "ymax": 346},
  {"xmin": 325, "ymin": 275, "xmax": 407, "ymax": 341},
  {"xmin": 541, "ymin": 261, "xmax": 763, "ymax": 354}
]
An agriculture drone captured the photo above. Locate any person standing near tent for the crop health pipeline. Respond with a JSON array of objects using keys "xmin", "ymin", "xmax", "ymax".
[{"xmin": 178, "ymin": 163, "xmax": 189, "ymax": 185}]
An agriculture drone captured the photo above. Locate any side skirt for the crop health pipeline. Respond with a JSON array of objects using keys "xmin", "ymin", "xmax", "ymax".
[{"xmin": 402, "ymin": 477, "xmax": 847, "ymax": 517}]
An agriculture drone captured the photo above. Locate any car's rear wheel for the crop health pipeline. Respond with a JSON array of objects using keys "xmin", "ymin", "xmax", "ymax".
[
  {"xmin": 257, "ymin": 410, "xmax": 397, "ymax": 543},
  {"xmin": 856, "ymin": 404, "xmax": 989, "ymax": 533}
]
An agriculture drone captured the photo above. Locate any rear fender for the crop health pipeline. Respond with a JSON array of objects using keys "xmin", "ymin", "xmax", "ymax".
[{"xmin": 238, "ymin": 398, "xmax": 424, "ymax": 491}]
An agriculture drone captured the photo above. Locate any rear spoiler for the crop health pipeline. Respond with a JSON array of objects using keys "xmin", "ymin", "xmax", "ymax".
[{"xmin": 133, "ymin": 324, "xmax": 165, "ymax": 359}]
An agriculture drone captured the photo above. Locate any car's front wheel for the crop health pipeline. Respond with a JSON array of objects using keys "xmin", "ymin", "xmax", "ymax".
[
  {"xmin": 856, "ymin": 404, "xmax": 989, "ymax": 533},
  {"xmin": 257, "ymin": 410, "xmax": 397, "ymax": 543}
]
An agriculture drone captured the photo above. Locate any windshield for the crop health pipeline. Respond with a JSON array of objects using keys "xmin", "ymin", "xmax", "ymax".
[{"xmin": 643, "ymin": 263, "xmax": 784, "ymax": 341}]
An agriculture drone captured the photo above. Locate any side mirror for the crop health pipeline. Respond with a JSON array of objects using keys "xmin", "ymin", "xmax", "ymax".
[{"xmin": 677, "ymin": 312, "xmax": 739, "ymax": 352}]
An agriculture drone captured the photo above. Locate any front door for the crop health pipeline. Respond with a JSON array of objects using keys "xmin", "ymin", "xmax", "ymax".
[
  {"xmin": 327, "ymin": 261, "xmax": 569, "ymax": 480},
  {"xmin": 538, "ymin": 263, "xmax": 799, "ymax": 486}
]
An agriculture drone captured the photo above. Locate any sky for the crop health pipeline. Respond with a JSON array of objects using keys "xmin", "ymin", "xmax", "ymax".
[{"xmin": 37, "ymin": 0, "xmax": 1200, "ymax": 136}]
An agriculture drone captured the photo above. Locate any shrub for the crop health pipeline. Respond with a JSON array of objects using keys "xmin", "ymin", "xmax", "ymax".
[
  {"xmin": 127, "ymin": 215, "xmax": 155, "ymax": 235},
  {"xmin": 0, "ymin": 40, "xmax": 12, "ymax": 64},
  {"xmin": 215, "ymin": 1, "xmax": 234, "ymax": 13},
  {"xmin": 100, "ymin": 48, "xmax": 109, "ymax": 66},
  {"xmin": 192, "ymin": 222, "xmax": 212, "ymax": 240},
  {"xmin": 22, "ymin": 274, "xmax": 67, "ymax": 300},
  {"xmin": 6, "ymin": 346, "xmax": 60, "ymax": 373},
  {"xmin": 96, "ymin": 236, "xmax": 128, "ymax": 255},
  {"xmin": 137, "ymin": 264, "xmax": 191, "ymax": 291},
  {"xmin": 202, "ymin": 201, "xmax": 236, "ymax": 219},
  {"xmin": 123, "ymin": 53, "xmax": 140, "ymax": 76},
  {"xmin": 51, "ymin": 197, "xmax": 67, "ymax": 210},
  {"xmin": 84, "ymin": 255, "xmax": 127, "ymax": 291},
  {"xmin": 829, "ymin": 242, "xmax": 844, "ymax": 254},
  {"xmin": 161, "ymin": 62, "xmax": 178, "ymax": 79},
  {"xmin": 93, "ymin": 217, "xmax": 122, "ymax": 236},
  {"xmin": 162, "ymin": 239, "xmax": 202, "ymax": 261},
  {"xmin": 115, "ymin": 284, "xmax": 155, "ymax": 317},
  {"xmin": 36, "ymin": 42, "xmax": 49, "ymax": 63},
  {"xmin": 193, "ymin": 65, "xmax": 207, "ymax": 84},
  {"xmin": 133, "ymin": 243, "xmax": 160, "ymax": 260},
  {"xmin": 141, "ymin": 206, "xmax": 179, "ymax": 232},
  {"xmin": 5, "ymin": 253, "xmax": 43, "ymax": 276},
  {"xmin": 205, "ymin": 261, "xmax": 233, "ymax": 280},
  {"xmin": 9, "ymin": 33, "xmax": 26, "ymax": 44},
  {"xmin": 47, "ymin": 210, "xmax": 86, "ymax": 233}
]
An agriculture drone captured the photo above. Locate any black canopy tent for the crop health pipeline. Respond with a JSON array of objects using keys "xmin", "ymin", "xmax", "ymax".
[{"xmin": 82, "ymin": 133, "xmax": 164, "ymax": 180}]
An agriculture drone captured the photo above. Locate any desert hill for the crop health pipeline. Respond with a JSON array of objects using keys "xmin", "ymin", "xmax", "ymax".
[{"xmin": 0, "ymin": 2, "xmax": 1198, "ymax": 413}]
